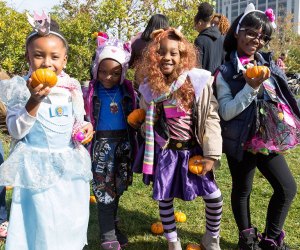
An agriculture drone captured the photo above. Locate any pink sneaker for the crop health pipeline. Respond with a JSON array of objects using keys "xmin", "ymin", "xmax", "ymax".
[{"xmin": 0, "ymin": 221, "xmax": 8, "ymax": 238}]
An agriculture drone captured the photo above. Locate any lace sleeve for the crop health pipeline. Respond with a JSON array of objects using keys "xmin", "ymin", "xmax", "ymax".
[{"xmin": 0, "ymin": 76, "xmax": 30, "ymax": 108}]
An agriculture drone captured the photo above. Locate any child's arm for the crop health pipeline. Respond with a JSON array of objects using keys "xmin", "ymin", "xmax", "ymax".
[
  {"xmin": 137, "ymin": 96, "xmax": 150, "ymax": 137},
  {"xmin": 25, "ymin": 78, "xmax": 51, "ymax": 117},
  {"xmin": 197, "ymin": 79, "xmax": 222, "ymax": 175},
  {"xmin": 6, "ymin": 77, "xmax": 50, "ymax": 140},
  {"xmin": 202, "ymin": 93, "xmax": 222, "ymax": 175},
  {"xmin": 216, "ymin": 72, "xmax": 258, "ymax": 121}
]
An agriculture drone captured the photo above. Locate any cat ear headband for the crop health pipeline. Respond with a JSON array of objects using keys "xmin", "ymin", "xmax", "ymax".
[
  {"xmin": 91, "ymin": 32, "xmax": 131, "ymax": 80},
  {"xmin": 235, "ymin": 3, "xmax": 276, "ymax": 35},
  {"xmin": 26, "ymin": 10, "xmax": 68, "ymax": 47},
  {"xmin": 150, "ymin": 27, "xmax": 184, "ymax": 41}
]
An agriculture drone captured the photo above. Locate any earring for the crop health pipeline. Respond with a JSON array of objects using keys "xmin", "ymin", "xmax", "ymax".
[{"xmin": 63, "ymin": 65, "xmax": 67, "ymax": 69}]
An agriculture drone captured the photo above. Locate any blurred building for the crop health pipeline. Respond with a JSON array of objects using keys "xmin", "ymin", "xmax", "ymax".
[{"xmin": 215, "ymin": 0, "xmax": 300, "ymax": 34}]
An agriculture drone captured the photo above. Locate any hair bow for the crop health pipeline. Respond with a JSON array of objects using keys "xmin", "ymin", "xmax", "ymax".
[{"xmin": 265, "ymin": 8, "xmax": 276, "ymax": 28}]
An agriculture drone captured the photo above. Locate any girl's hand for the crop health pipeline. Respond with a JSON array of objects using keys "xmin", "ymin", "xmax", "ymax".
[
  {"xmin": 80, "ymin": 123, "xmax": 95, "ymax": 144},
  {"xmin": 243, "ymin": 69, "xmax": 270, "ymax": 90},
  {"xmin": 27, "ymin": 78, "xmax": 51, "ymax": 102},
  {"xmin": 200, "ymin": 157, "xmax": 216, "ymax": 176}
]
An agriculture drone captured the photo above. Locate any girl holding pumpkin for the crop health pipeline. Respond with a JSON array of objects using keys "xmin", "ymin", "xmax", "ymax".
[
  {"xmin": 215, "ymin": 4, "xmax": 299, "ymax": 250},
  {"xmin": 134, "ymin": 28, "xmax": 223, "ymax": 250},
  {"xmin": 84, "ymin": 32, "xmax": 137, "ymax": 250},
  {"xmin": 0, "ymin": 11, "xmax": 93, "ymax": 250}
]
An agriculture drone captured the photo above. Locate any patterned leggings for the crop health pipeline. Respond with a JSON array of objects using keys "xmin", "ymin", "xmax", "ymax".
[{"xmin": 159, "ymin": 189, "xmax": 223, "ymax": 242}]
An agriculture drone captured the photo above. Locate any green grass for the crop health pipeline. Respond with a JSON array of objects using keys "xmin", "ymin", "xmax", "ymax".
[
  {"xmin": 0, "ymin": 131, "xmax": 299, "ymax": 249},
  {"xmin": 84, "ymin": 148, "xmax": 300, "ymax": 250}
]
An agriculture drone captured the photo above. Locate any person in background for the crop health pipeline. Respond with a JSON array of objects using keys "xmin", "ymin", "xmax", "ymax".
[
  {"xmin": 0, "ymin": 100, "xmax": 8, "ymax": 239},
  {"xmin": 0, "ymin": 142, "xmax": 8, "ymax": 239},
  {"xmin": 211, "ymin": 13, "xmax": 230, "ymax": 35},
  {"xmin": 276, "ymin": 53, "xmax": 287, "ymax": 73},
  {"xmin": 129, "ymin": 14, "xmax": 169, "ymax": 70},
  {"xmin": 215, "ymin": 3, "xmax": 299, "ymax": 250},
  {"xmin": 194, "ymin": 2, "xmax": 224, "ymax": 74}
]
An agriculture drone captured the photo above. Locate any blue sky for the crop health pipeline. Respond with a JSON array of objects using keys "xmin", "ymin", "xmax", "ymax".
[{"xmin": 6, "ymin": 0, "xmax": 61, "ymax": 12}]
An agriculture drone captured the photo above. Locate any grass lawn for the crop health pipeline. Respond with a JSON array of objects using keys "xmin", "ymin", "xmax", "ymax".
[{"xmin": 0, "ymin": 132, "xmax": 299, "ymax": 250}]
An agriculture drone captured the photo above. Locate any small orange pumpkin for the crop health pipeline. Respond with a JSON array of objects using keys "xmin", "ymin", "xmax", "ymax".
[
  {"xmin": 186, "ymin": 243, "xmax": 201, "ymax": 250},
  {"xmin": 188, "ymin": 155, "xmax": 203, "ymax": 175},
  {"xmin": 127, "ymin": 109, "xmax": 146, "ymax": 127},
  {"xmin": 31, "ymin": 68, "xmax": 58, "ymax": 88},
  {"xmin": 90, "ymin": 195, "xmax": 97, "ymax": 203},
  {"xmin": 151, "ymin": 222, "xmax": 164, "ymax": 235},
  {"xmin": 246, "ymin": 65, "xmax": 270, "ymax": 79},
  {"xmin": 174, "ymin": 211, "xmax": 187, "ymax": 223}
]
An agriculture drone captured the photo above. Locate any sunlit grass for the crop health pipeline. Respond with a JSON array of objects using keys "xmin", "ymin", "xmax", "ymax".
[{"xmin": 1, "ymin": 131, "xmax": 299, "ymax": 250}]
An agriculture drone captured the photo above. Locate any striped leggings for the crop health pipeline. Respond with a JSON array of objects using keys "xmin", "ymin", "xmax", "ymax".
[{"xmin": 159, "ymin": 189, "xmax": 223, "ymax": 242}]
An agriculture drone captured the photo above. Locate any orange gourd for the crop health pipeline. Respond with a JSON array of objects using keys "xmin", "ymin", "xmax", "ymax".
[
  {"xmin": 31, "ymin": 68, "xmax": 58, "ymax": 88},
  {"xmin": 188, "ymin": 155, "xmax": 203, "ymax": 175},
  {"xmin": 151, "ymin": 222, "xmax": 164, "ymax": 235},
  {"xmin": 90, "ymin": 195, "xmax": 97, "ymax": 203},
  {"xmin": 246, "ymin": 65, "xmax": 270, "ymax": 79},
  {"xmin": 174, "ymin": 211, "xmax": 187, "ymax": 223},
  {"xmin": 127, "ymin": 109, "xmax": 146, "ymax": 127},
  {"xmin": 186, "ymin": 243, "xmax": 201, "ymax": 250}
]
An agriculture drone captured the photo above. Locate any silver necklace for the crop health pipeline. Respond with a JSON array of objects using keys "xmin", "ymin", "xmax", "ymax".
[{"xmin": 103, "ymin": 87, "xmax": 119, "ymax": 114}]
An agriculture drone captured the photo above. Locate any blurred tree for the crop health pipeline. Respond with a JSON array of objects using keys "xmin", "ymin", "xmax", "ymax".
[
  {"xmin": 1, "ymin": 0, "xmax": 299, "ymax": 81},
  {"xmin": 269, "ymin": 14, "xmax": 300, "ymax": 73},
  {"xmin": 161, "ymin": 0, "xmax": 216, "ymax": 42},
  {"xmin": 0, "ymin": 2, "xmax": 30, "ymax": 76},
  {"xmin": 96, "ymin": 0, "xmax": 164, "ymax": 40}
]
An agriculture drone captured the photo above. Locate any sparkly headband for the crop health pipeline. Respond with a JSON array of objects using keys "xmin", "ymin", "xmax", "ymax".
[
  {"xmin": 235, "ymin": 3, "xmax": 276, "ymax": 34},
  {"xmin": 26, "ymin": 10, "xmax": 68, "ymax": 48}
]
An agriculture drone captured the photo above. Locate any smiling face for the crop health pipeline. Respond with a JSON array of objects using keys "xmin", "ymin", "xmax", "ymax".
[
  {"xmin": 158, "ymin": 38, "xmax": 181, "ymax": 76},
  {"xmin": 235, "ymin": 26, "xmax": 266, "ymax": 59},
  {"xmin": 97, "ymin": 59, "xmax": 122, "ymax": 89},
  {"xmin": 27, "ymin": 35, "xmax": 67, "ymax": 75}
]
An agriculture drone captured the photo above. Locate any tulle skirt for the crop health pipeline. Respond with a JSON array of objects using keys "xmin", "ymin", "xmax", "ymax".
[{"xmin": 244, "ymin": 100, "xmax": 300, "ymax": 155}]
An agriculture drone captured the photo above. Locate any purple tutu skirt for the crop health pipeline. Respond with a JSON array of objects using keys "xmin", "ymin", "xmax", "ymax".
[{"xmin": 133, "ymin": 142, "xmax": 219, "ymax": 201}]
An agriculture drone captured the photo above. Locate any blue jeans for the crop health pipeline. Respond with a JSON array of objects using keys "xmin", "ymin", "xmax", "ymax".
[{"xmin": 0, "ymin": 142, "xmax": 7, "ymax": 224}]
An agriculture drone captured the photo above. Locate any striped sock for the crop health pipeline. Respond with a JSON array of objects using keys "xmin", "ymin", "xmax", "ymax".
[
  {"xmin": 159, "ymin": 198, "xmax": 177, "ymax": 242},
  {"xmin": 203, "ymin": 189, "xmax": 223, "ymax": 237}
]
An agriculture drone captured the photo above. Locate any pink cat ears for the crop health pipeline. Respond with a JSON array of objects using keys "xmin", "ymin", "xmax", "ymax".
[
  {"xmin": 26, "ymin": 10, "xmax": 50, "ymax": 36},
  {"xmin": 91, "ymin": 31, "xmax": 131, "ymax": 80},
  {"xmin": 95, "ymin": 31, "xmax": 131, "ymax": 53}
]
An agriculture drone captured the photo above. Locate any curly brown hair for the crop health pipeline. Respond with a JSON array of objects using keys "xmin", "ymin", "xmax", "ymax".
[
  {"xmin": 212, "ymin": 14, "xmax": 230, "ymax": 35},
  {"xmin": 136, "ymin": 28, "xmax": 198, "ymax": 110}
]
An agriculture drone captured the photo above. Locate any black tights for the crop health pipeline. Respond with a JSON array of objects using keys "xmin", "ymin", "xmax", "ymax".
[
  {"xmin": 97, "ymin": 196, "xmax": 120, "ymax": 242},
  {"xmin": 227, "ymin": 152, "xmax": 297, "ymax": 239}
]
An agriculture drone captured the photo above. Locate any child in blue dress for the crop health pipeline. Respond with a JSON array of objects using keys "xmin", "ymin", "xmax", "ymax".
[
  {"xmin": 0, "ymin": 11, "xmax": 93, "ymax": 250},
  {"xmin": 85, "ymin": 32, "xmax": 136, "ymax": 250},
  {"xmin": 215, "ymin": 4, "xmax": 299, "ymax": 250}
]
